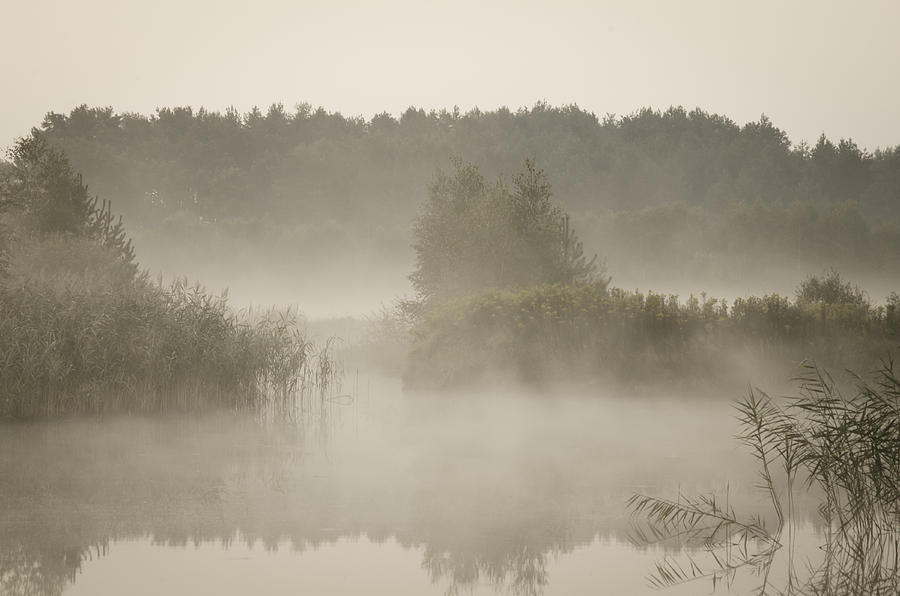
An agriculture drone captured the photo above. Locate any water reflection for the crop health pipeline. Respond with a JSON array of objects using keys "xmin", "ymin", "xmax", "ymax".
[{"xmin": 0, "ymin": 390, "xmax": 764, "ymax": 596}]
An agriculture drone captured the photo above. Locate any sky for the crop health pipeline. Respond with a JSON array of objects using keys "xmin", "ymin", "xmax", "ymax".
[{"xmin": 2, "ymin": 0, "xmax": 899, "ymax": 152}]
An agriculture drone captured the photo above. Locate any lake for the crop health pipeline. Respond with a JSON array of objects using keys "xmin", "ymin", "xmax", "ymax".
[{"xmin": 0, "ymin": 377, "xmax": 824, "ymax": 596}]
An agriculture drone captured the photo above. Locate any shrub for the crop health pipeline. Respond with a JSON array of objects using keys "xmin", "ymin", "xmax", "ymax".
[
  {"xmin": 796, "ymin": 268, "xmax": 868, "ymax": 306},
  {"xmin": 405, "ymin": 281, "xmax": 899, "ymax": 389}
]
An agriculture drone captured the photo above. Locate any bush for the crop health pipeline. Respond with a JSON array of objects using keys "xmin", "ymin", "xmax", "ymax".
[
  {"xmin": 405, "ymin": 281, "xmax": 899, "ymax": 389},
  {"xmin": 796, "ymin": 268, "xmax": 868, "ymax": 306}
]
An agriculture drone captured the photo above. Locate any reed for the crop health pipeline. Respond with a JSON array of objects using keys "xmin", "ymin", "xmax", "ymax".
[
  {"xmin": 627, "ymin": 359, "xmax": 900, "ymax": 594},
  {"xmin": 0, "ymin": 270, "xmax": 340, "ymax": 419}
]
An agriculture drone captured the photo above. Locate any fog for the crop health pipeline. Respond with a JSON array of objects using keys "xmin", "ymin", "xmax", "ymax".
[
  {"xmin": 3, "ymin": 382, "xmax": 802, "ymax": 596},
  {"xmin": 1, "ymin": 3, "xmax": 899, "ymax": 595},
  {"xmin": 2, "ymin": 105, "xmax": 898, "ymax": 593}
]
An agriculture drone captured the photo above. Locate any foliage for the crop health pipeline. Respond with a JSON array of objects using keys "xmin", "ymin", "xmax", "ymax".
[
  {"xmin": 1, "ymin": 133, "xmax": 93, "ymax": 234},
  {"xmin": 0, "ymin": 222, "xmax": 9, "ymax": 277},
  {"xmin": 410, "ymin": 158, "xmax": 600, "ymax": 301},
  {"xmin": 0, "ymin": 255, "xmax": 340, "ymax": 419},
  {"xmin": 628, "ymin": 360, "xmax": 900, "ymax": 594},
  {"xmin": 578, "ymin": 200, "xmax": 900, "ymax": 293},
  {"xmin": 37, "ymin": 104, "xmax": 900, "ymax": 224},
  {"xmin": 0, "ymin": 133, "xmax": 340, "ymax": 419},
  {"xmin": 1, "ymin": 132, "xmax": 135, "ymax": 270},
  {"xmin": 405, "ymin": 280, "xmax": 899, "ymax": 388},
  {"xmin": 796, "ymin": 268, "xmax": 868, "ymax": 306},
  {"xmin": 33, "ymin": 104, "xmax": 900, "ymax": 297}
]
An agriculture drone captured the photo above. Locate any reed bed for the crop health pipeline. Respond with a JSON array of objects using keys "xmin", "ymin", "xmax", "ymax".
[
  {"xmin": 0, "ymin": 272, "xmax": 340, "ymax": 419},
  {"xmin": 628, "ymin": 359, "xmax": 900, "ymax": 594}
]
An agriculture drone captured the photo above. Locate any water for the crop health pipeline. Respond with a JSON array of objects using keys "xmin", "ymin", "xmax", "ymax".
[{"xmin": 0, "ymin": 379, "xmax": 823, "ymax": 596}]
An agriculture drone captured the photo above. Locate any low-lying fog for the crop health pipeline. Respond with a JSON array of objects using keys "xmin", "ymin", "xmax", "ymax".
[
  {"xmin": 130, "ymin": 229, "xmax": 898, "ymax": 320},
  {"xmin": 1, "ymin": 377, "xmax": 825, "ymax": 596}
]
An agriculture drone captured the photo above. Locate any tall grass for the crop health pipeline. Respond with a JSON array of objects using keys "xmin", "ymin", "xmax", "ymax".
[
  {"xmin": 627, "ymin": 359, "xmax": 900, "ymax": 594},
  {"xmin": 0, "ymin": 269, "xmax": 340, "ymax": 419}
]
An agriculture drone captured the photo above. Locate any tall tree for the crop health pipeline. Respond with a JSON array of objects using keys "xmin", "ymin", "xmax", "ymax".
[
  {"xmin": 411, "ymin": 158, "xmax": 600, "ymax": 301},
  {"xmin": 0, "ymin": 132, "xmax": 135, "ymax": 268}
]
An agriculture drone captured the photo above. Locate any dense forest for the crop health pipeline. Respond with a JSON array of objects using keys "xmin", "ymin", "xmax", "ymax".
[
  {"xmin": 37, "ymin": 103, "xmax": 900, "ymax": 220},
  {"xmin": 31, "ymin": 103, "xmax": 900, "ymax": 303}
]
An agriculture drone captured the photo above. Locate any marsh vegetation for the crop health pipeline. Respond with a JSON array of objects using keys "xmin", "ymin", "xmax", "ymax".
[
  {"xmin": 0, "ymin": 135, "xmax": 339, "ymax": 419},
  {"xmin": 629, "ymin": 360, "xmax": 900, "ymax": 595}
]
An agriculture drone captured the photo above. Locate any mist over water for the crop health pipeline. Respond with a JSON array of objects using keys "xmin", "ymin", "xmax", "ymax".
[{"xmin": 1, "ymin": 373, "xmax": 835, "ymax": 596}]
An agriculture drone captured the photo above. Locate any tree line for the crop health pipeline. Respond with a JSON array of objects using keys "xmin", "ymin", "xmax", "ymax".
[{"xmin": 34, "ymin": 103, "xmax": 899, "ymax": 226}]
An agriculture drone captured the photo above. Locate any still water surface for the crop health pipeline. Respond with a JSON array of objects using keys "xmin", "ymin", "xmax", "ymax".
[{"xmin": 0, "ymin": 379, "xmax": 820, "ymax": 595}]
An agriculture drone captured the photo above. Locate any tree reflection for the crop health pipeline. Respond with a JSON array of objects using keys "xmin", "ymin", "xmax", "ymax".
[{"xmin": 0, "ymin": 416, "xmax": 603, "ymax": 596}]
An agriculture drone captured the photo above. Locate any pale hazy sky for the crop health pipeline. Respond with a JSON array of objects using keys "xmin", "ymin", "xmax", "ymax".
[{"xmin": 3, "ymin": 0, "xmax": 898, "ymax": 152}]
